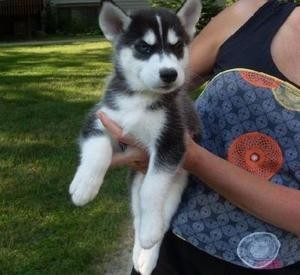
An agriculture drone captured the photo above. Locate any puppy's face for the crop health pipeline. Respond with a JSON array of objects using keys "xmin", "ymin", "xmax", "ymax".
[
  {"xmin": 99, "ymin": 0, "xmax": 202, "ymax": 93},
  {"xmin": 117, "ymin": 10, "xmax": 190, "ymax": 93}
]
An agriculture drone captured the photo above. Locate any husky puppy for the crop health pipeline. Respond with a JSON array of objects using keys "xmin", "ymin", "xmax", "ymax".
[{"xmin": 69, "ymin": 0, "xmax": 202, "ymax": 274}]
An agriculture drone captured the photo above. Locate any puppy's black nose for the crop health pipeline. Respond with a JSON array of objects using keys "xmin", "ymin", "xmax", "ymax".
[{"xmin": 160, "ymin": 69, "xmax": 178, "ymax": 83}]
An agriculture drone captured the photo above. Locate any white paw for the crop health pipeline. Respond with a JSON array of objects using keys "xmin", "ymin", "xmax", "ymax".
[
  {"xmin": 133, "ymin": 241, "xmax": 142, "ymax": 271},
  {"xmin": 139, "ymin": 216, "xmax": 164, "ymax": 249},
  {"xmin": 69, "ymin": 169, "xmax": 102, "ymax": 206},
  {"xmin": 136, "ymin": 246, "xmax": 160, "ymax": 275}
]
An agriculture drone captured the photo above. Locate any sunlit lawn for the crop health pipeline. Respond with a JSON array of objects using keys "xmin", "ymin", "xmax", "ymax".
[{"xmin": 0, "ymin": 39, "xmax": 130, "ymax": 274}]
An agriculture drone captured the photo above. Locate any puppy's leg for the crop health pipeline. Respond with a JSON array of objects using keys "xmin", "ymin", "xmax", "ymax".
[
  {"xmin": 138, "ymin": 118, "xmax": 186, "ymax": 248},
  {"xmin": 132, "ymin": 172, "xmax": 161, "ymax": 275},
  {"xmin": 69, "ymin": 135, "xmax": 113, "ymax": 206},
  {"xmin": 131, "ymin": 172, "xmax": 144, "ymax": 271},
  {"xmin": 139, "ymin": 163, "xmax": 177, "ymax": 249},
  {"xmin": 137, "ymin": 171, "xmax": 188, "ymax": 275},
  {"xmin": 163, "ymin": 170, "xmax": 188, "ymax": 229},
  {"xmin": 137, "ymin": 242, "xmax": 161, "ymax": 275}
]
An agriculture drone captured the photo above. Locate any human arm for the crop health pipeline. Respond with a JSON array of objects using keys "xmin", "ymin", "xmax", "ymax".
[
  {"xmin": 184, "ymin": 135, "xmax": 300, "ymax": 237},
  {"xmin": 185, "ymin": 0, "xmax": 300, "ymax": 236},
  {"xmin": 98, "ymin": 112, "xmax": 148, "ymax": 173},
  {"xmin": 96, "ymin": 0, "xmax": 300, "ymax": 235},
  {"xmin": 99, "ymin": 111, "xmax": 300, "ymax": 236},
  {"xmin": 99, "ymin": 109, "xmax": 300, "ymax": 236}
]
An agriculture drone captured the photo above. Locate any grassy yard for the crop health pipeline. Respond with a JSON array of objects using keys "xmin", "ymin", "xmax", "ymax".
[{"xmin": 0, "ymin": 39, "xmax": 130, "ymax": 274}]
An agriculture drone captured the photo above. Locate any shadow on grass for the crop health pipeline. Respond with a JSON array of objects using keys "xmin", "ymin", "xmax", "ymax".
[{"xmin": 0, "ymin": 41, "xmax": 130, "ymax": 274}]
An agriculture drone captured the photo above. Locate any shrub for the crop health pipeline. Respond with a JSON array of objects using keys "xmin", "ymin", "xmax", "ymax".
[
  {"xmin": 151, "ymin": 0, "xmax": 224, "ymax": 30},
  {"xmin": 44, "ymin": 2, "xmax": 58, "ymax": 34}
]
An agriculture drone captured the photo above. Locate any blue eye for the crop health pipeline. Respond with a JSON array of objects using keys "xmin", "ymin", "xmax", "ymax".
[
  {"xmin": 172, "ymin": 41, "xmax": 183, "ymax": 50},
  {"xmin": 135, "ymin": 41, "xmax": 153, "ymax": 55}
]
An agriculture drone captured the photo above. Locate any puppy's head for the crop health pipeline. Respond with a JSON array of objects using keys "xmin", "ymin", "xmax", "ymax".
[{"xmin": 99, "ymin": 0, "xmax": 202, "ymax": 93}]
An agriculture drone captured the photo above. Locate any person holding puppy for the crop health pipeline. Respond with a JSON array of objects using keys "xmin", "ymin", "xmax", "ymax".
[{"xmin": 99, "ymin": 0, "xmax": 300, "ymax": 274}]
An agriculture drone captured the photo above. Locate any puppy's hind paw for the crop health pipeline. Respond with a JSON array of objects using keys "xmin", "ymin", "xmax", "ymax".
[
  {"xmin": 133, "ymin": 241, "xmax": 142, "ymax": 271},
  {"xmin": 139, "ymin": 219, "xmax": 164, "ymax": 249},
  {"xmin": 137, "ymin": 246, "xmax": 160, "ymax": 275}
]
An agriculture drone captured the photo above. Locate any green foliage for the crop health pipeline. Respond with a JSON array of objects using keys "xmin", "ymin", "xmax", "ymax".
[
  {"xmin": 151, "ymin": 0, "xmax": 300, "ymax": 29},
  {"xmin": 56, "ymin": 9, "xmax": 99, "ymax": 35},
  {"xmin": 151, "ymin": 0, "xmax": 181, "ymax": 9},
  {"xmin": 44, "ymin": 3, "xmax": 58, "ymax": 34},
  {"xmin": 198, "ymin": 0, "xmax": 224, "ymax": 29},
  {"xmin": 225, "ymin": 0, "xmax": 236, "ymax": 6},
  {"xmin": 44, "ymin": 2, "xmax": 100, "ymax": 35},
  {"xmin": 0, "ymin": 39, "xmax": 129, "ymax": 274},
  {"xmin": 151, "ymin": 0, "xmax": 223, "ymax": 29}
]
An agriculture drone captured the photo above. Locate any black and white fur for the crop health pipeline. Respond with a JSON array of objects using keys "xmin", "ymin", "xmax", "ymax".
[{"xmin": 69, "ymin": 1, "xmax": 202, "ymax": 274}]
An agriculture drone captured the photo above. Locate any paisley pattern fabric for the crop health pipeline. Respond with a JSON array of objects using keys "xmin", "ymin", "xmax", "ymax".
[{"xmin": 172, "ymin": 69, "xmax": 300, "ymax": 269}]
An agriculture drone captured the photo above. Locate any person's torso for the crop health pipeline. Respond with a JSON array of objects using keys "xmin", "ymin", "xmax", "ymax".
[
  {"xmin": 172, "ymin": 0, "xmax": 300, "ymax": 270},
  {"xmin": 214, "ymin": 0, "xmax": 299, "ymax": 88}
]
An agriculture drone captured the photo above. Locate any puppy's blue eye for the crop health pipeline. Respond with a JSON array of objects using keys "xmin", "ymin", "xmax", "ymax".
[
  {"xmin": 135, "ymin": 41, "xmax": 153, "ymax": 55},
  {"xmin": 172, "ymin": 41, "xmax": 183, "ymax": 50}
]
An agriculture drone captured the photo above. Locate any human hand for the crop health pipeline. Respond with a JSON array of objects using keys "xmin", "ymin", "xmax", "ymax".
[
  {"xmin": 182, "ymin": 133, "xmax": 200, "ymax": 174},
  {"xmin": 97, "ymin": 112, "xmax": 149, "ymax": 173},
  {"xmin": 98, "ymin": 112, "xmax": 201, "ymax": 174}
]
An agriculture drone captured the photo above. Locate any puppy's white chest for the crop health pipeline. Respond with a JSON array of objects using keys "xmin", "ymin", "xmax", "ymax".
[{"xmin": 102, "ymin": 95, "xmax": 166, "ymax": 147}]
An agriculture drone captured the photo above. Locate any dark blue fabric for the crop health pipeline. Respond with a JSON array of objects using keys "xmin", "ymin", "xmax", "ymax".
[
  {"xmin": 170, "ymin": 0, "xmax": 300, "ymax": 270},
  {"xmin": 171, "ymin": 70, "xmax": 300, "ymax": 269},
  {"xmin": 131, "ymin": 231, "xmax": 300, "ymax": 275}
]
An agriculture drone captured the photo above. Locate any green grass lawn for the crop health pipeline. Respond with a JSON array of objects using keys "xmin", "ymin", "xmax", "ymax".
[{"xmin": 0, "ymin": 39, "xmax": 130, "ymax": 274}]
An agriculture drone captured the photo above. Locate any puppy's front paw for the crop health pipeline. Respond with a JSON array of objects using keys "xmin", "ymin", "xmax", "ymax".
[
  {"xmin": 139, "ymin": 216, "xmax": 164, "ymax": 249},
  {"xmin": 69, "ymin": 170, "xmax": 101, "ymax": 206}
]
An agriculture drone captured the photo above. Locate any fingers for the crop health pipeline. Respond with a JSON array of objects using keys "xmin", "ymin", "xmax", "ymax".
[
  {"xmin": 110, "ymin": 152, "xmax": 133, "ymax": 167},
  {"xmin": 111, "ymin": 153, "xmax": 147, "ymax": 174},
  {"xmin": 129, "ymin": 162, "xmax": 147, "ymax": 174},
  {"xmin": 97, "ymin": 112, "xmax": 136, "ymax": 145},
  {"xmin": 182, "ymin": 133, "xmax": 199, "ymax": 172},
  {"xmin": 111, "ymin": 147, "xmax": 148, "ymax": 174},
  {"xmin": 110, "ymin": 147, "xmax": 143, "ymax": 166},
  {"xmin": 97, "ymin": 111, "xmax": 149, "ymax": 172},
  {"xmin": 184, "ymin": 132, "xmax": 194, "ymax": 146}
]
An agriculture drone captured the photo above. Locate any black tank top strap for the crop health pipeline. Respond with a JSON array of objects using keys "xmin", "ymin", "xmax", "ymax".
[
  {"xmin": 213, "ymin": 0, "xmax": 298, "ymax": 87},
  {"xmin": 235, "ymin": 0, "xmax": 295, "ymax": 44}
]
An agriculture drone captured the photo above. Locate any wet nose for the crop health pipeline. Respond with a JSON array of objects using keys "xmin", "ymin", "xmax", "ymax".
[{"xmin": 160, "ymin": 69, "xmax": 178, "ymax": 83}]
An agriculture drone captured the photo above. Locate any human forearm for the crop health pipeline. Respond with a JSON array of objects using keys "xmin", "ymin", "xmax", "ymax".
[
  {"xmin": 99, "ymin": 112, "xmax": 300, "ymax": 235},
  {"xmin": 184, "ymin": 142, "xmax": 300, "ymax": 236}
]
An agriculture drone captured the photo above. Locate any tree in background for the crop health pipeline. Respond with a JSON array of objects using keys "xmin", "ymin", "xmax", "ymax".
[
  {"xmin": 151, "ymin": 0, "xmax": 300, "ymax": 29},
  {"xmin": 43, "ymin": 0, "xmax": 300, "ymax": 36},
  {"xmin": 151, "ymin": 0, "xmax": 224, "ymax": 29},
  {"xmin": 44, "ymin": 0, "xmax": 58, "ymax": 34}
]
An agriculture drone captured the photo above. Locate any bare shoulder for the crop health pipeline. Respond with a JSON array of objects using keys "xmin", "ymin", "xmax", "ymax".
[
  {"xmin": 289, "ymin": 7, "xmax": 300, "ymax": 29},
  {"xmin": 189, "ymin": 0, "xmax": 268, "ymax": 83},
  {"xmin": 230, "ymin": 0, "xmax": 268, "ymax": 14},
  {"xmin": 207, "ymin": 0, "xmax": 268, "ymax": 45}
]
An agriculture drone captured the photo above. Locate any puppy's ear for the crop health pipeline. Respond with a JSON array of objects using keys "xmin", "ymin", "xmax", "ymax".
[
  {"xmin": 177, "ymin": 0, "xmax": 202, "ymax": 38},
  {"xmin": 99, "ymin": 0, "xmax": 131, "ymax": 41}
]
